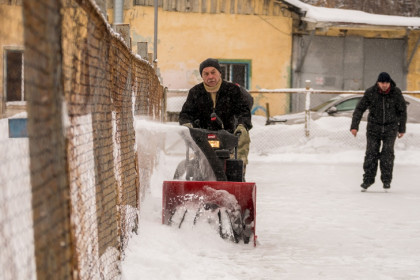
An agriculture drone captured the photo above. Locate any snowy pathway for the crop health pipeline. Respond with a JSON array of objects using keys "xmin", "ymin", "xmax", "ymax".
[{"xmin": 122, "ymin": 152, "xmax": 420, "ymax": 280}]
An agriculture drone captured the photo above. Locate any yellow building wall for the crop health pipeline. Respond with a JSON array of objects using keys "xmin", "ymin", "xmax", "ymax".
[
  {"xmin": 407, "ymin": 30, "xmax": 420, "ymax": 97},
  {"xmin": 123, "ymin": 7, "xmax": 293, "ymax": 116},
  {"xmin": 0, "ymin": 4, "xmax": 24, "ymax": 117},
  {"xmin": 125, "ymin": 7, "xmax": 293, "ymax": 90},
  {"xmin": 122, "ymin": 7, "xmax": 420, "ymax": 116}
]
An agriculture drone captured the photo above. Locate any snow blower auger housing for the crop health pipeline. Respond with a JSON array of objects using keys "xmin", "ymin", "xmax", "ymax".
[{"xmin": 162, "ymin": 123, "xmax": 257, "ymax": 246}]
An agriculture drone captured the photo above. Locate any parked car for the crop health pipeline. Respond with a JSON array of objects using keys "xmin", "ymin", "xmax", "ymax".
[{"xmin": 267, "ymin": 94, "xmax": 420, "ymax": 125}]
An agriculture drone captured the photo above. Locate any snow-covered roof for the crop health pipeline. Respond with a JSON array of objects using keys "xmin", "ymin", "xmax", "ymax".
[{"xmin": 283, "ymin": 0, "xmax": 420, "ymax": 28}]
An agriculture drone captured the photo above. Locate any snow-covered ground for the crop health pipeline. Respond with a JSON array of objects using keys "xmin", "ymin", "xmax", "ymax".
[
  {"xmin": 122, "ymin": 116, "xmax": 420, "ymax": 280},
  {"xmin": 0, "ymin": 115, "xmax": 35, "ymax": 279}
]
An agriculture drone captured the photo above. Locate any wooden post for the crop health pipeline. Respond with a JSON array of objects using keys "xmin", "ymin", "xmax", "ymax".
[
  {"xmin": 265, "ymin": 102, "xmax": 271, "ymax": 125},
  {"xmin": 304, "ymin": 80, "xmax": 311, "ymax": 137}
]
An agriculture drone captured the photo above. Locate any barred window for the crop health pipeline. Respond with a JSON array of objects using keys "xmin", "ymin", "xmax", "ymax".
[
  {"xmin": 5, "ymin": 49, "xmax": 25, "ymax": 102},
  {"xmin": 219, "ymin": 61, "xmax": 250, "ymax": 89},
  {"xmin": 133, "ymin": 0, "xmax": 148, "ymax": 5}
]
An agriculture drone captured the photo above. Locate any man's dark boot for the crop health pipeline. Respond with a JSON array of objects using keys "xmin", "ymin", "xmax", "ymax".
[
  {"xmin": 383, "ymin": 183, "xmax": 391, "ymax": 192},
  {"xmin": 361, "ymin": 182, "xmax": 372, "ymax": 192}
]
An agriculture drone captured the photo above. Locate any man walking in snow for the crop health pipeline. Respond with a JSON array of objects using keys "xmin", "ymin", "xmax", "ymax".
[
  {"xmin": 179, "ymin": 58, "xmax": 252, "ymax": 175},
  {"xmin": 350, "ymin": 72, "xmax": 407, "ymax": 192}
]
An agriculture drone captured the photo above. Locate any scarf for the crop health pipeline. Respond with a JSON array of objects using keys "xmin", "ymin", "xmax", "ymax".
[
  {"xmin": 379, "ymin": 86, "xmax": 391, "ymax": 94},
  {"xmin": 204, "ymin": 79, "xmax": 222, "ymax": 108}
]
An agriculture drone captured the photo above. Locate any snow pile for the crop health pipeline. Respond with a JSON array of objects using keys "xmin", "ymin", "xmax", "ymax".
[
  {"xmin": 0, "ymin": 117, "xmax": 35, "ymax": 279},
  {"xmin": 121, "ymin": 117, "xmax": 420, "ymax": 279}
]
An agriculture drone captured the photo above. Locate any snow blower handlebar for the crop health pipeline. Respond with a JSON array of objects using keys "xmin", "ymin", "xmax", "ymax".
[{"xmin": 210, "ymin": 112, "xmax": 224, "ymax": 130}]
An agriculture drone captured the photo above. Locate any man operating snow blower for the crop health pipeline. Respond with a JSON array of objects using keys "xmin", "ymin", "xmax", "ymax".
[
  {"xmin": 162, "ymin": 58, "xmax": 257, "ymax": 245},
  {"xmin": 179, "ymin": 58, "xmax": 253, "ymax": 179}
]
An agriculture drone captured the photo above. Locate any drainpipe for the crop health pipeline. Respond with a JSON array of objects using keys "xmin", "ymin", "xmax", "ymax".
[
  {"xmin": 154, "ymin": 0, "xmax": 158, "ymax": 62},
  {"xmin": 296, "ymin": 29, "xmax": 315, "ymax": 73},
  {"xmin": 114, "ymin": 0, "xmax": 124, "ymax": 24}
]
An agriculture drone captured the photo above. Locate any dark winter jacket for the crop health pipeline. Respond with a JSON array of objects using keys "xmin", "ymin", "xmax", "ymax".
[
  {"xmin": 350, "ymin": 80, "xmax": 407, "ymax": 135},
  {"xmin": 236, "ymin": 84, "xmax": 254, "ymax": 110},
  {"xmin": 179, "ymin": 80, "xmax": 252, "ymax": 133}
]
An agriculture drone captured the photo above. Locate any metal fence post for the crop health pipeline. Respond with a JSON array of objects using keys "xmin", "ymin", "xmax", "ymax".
[{"xmin": 304, "ymin": 80, "xmax": 311, "ymax": 137}]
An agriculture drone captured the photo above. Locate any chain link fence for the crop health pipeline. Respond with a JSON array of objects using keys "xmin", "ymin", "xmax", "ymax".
[{"xmin": 1, "ymin": 1, "xmax": 164, "ymax": 279}]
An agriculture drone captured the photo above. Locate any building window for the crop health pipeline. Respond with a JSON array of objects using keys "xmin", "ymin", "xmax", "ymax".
[
  {"xmin": 5, "ymin": 49, "xmax": 24, "ymax": 102},
  {"xmin": 133, "ymin": 0, "xmax": 146, "ymax": 5},
  {"xmin": 219, "ymin": 61, "xmax": 250, "ymax": 89}
]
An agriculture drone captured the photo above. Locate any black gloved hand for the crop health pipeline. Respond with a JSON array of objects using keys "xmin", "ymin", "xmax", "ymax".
[{"xmin": 234, "ymin": 124, "xmax": 248, "ymax": 147}]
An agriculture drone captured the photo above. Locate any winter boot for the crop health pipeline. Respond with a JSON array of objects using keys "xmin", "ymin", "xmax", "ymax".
[{"xmin": 361, "ymin": 182, "xmax": 372, "ymax": 192}]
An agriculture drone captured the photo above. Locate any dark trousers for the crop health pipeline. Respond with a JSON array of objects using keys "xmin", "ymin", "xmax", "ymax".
[{"xmin": 363, "ymin": 131, "xmax": 397, "ymax": 185}]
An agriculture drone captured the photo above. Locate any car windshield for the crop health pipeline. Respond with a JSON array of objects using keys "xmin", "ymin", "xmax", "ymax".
[{"xmin": 310, "ymin": 98, "xmax": 339, "ymax": 112}]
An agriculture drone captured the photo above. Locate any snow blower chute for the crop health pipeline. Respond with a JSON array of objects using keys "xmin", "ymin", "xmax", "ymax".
[{"xmin": 162, "ymin": 118, "xmax": 257, "ymax": 246}]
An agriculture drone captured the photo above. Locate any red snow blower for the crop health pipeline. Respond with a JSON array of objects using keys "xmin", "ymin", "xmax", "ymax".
[{"xmin": 162, "ymin": 115, "xmax": 257, "ymax": 245}]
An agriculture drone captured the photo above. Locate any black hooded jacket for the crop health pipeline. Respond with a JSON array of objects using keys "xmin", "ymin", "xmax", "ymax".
[
  {"xmin": 350, "ymin": 80, "xmax": 407, "ymax": 135},
  {"xmin": 179, "ymin": 80, "xmax": 252, "ymax": 133}
]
